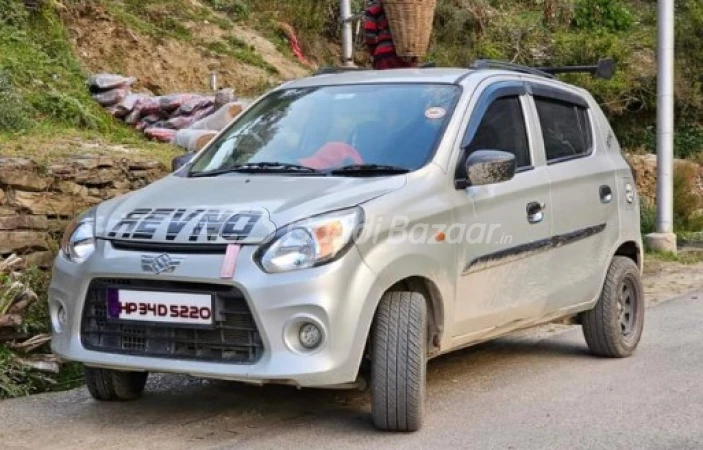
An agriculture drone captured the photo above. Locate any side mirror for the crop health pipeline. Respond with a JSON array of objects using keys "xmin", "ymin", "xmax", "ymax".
[
  {"xmin": 171, "ymin": 152, "xmax": 195, "ymax": 172},
  {"xmin": 464, "ymin": 150, "xmax": 516, "ymax": 187}
]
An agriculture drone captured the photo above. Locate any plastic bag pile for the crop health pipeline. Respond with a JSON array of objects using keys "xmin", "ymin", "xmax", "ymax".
[{"xmin": 88, "ymin": 74, "xmax": 247, "ymax": 152}]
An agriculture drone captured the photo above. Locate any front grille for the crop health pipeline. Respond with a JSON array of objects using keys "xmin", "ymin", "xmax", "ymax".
[
  {"xmin": 81, "ymin": 279, "xmax": 264, "ymax": 364},
  {"xmin": 108, "ymin": 240, "xmax": 228, "ymax": 254}
]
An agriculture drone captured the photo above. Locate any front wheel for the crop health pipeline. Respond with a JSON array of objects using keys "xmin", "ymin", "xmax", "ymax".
[
  {"xmin": 85, "ymin": 367, "xmax": 148, "ymax": 401},
  {"xmin": 371, "ymin": 291, "xmax": 427, "ymax": 432},
  {"xmin": 581, "ymin": 256, "xmax": 645, "ymax": 358}
]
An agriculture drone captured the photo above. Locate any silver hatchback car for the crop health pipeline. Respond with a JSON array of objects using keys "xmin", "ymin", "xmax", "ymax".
[{"xmin": 51, "ymin": 61, "xmax": 644, "ymax": 432}]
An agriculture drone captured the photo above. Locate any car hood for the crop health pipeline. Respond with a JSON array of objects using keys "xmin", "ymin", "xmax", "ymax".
[{"xmin": 95, "ymin": 174, "xmax": 406, "ymax": 244}]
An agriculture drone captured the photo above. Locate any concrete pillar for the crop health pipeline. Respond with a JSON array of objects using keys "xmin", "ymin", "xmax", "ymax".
[
  {"xmin": 646, "ymin": 0, "xmax": 677, "ymax": 254},
  {"xmin": 341, "ymin": 0, "xmax": 355, "ymax": 67}
]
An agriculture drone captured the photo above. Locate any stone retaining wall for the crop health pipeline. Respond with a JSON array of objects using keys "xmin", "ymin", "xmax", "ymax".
[
  {"xmin": 0, "ymin": 156, "xmax": 168, "ymax": 266},
  {"xmin": 627, "ymin": 154, "xmax": 703, "ymax": 207}
]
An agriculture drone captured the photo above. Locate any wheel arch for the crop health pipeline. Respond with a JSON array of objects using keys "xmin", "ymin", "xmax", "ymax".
[
  {"xmin": 386, "ymin": 276, "xmax": 445, "ymax": 355},
  {"xmin": 613, "ymin": 240, "xmax": 643, "ymax": 272}
]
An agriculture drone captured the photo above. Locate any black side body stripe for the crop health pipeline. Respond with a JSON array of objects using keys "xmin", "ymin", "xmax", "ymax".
[{"xmin": 462, "ymin": 223, "xmax": 607, "ymax": 276}]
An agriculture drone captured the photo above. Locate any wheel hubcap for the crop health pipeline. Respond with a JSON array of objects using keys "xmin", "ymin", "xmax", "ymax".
[{"xmin": 618, "ymin": 278, "xmax": 637, "ymax": 337}]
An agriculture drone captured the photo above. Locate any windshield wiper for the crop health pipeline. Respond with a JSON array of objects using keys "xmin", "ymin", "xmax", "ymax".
[
  {"xmin": 328, "ymin": 164, "xmax": 411, "ymax": 176},
  {"xmin": 190, "ymin": 162, "xmax": 321, "ymax": 178}
]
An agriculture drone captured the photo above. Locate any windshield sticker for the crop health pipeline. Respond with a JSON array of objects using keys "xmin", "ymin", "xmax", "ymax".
[{"xmin": 425, "ymin": 107, "xmax": 446, "ymax": 120}]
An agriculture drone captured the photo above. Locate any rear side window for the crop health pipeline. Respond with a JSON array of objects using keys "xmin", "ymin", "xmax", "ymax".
[
  {"xmin": 534, "ymin": 97, "xmax": 592, "ymax": 162},
  {"xmin": 466, "ymin": 96, "xmax": 531, "ymax": 168}
]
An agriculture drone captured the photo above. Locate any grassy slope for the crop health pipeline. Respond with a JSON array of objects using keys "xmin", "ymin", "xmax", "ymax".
[
  {"xmin": 0, "ymin": 0, "xmax": 295, "ymax": 165},
  {"xmin": 0, "ymin": 0, "xmax": 181, "ymax": 164}
]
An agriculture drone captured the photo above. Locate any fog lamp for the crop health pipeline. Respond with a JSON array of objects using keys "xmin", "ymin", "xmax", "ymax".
[{"xmin": 299, "ymin": 323, "xmax": 322, "ymax": 349}]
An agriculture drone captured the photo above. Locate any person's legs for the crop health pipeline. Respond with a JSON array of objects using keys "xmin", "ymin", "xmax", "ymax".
[{"xmin": 373, "ymin": 55, "xmax": 418, "ymax": 70}]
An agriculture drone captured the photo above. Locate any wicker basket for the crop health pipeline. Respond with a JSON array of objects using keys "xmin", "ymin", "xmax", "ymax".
[{"xmin": 382, "ymin": 0, "xmax": 437, "ymax": 58}]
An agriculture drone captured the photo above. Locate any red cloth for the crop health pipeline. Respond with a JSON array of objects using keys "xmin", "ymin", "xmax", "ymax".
[{"xmin": 299, "ymin": 142, "xmax": 364, "ymax": 170}]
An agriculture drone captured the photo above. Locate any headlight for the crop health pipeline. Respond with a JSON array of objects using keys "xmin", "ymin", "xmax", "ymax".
[
  {"xmin": 257, "ymin": 207, "xmax": 364, "ymax": 273},
  {"xmin": 60, "ymin": 210, "xmax": 96, "ymax": 263}
]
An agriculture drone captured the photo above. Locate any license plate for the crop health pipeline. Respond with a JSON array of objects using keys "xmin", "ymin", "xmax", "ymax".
[{"xmin": 106, "ymin": 289, "xmax": 214, "ymax": 326}]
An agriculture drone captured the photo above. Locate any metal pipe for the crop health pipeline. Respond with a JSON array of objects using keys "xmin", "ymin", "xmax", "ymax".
[
  {"xmin": 341, "ymin": 0, "xmax": 354, "ymax": 66},
  {"xmin": 656, "ymin": 0, "xmax": 675, "ymax": 234}
]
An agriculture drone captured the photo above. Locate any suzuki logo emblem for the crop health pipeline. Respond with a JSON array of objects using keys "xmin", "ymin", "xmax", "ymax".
[{"xmin": 141, "ymin": 254, "xmax": 183, "ymax": 275}]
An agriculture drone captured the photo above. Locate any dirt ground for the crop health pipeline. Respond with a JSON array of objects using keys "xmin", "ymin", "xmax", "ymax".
[{"xmin": 642, "ymin": 253, "xmax": 703, "ymax": 304}]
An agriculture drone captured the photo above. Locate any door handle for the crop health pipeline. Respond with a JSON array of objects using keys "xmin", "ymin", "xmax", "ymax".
[
  {"xmin": 600, "ymin": 185, "xmax": 613, "ymax": 204},
  {"xmin": 526, "ymin": 201, "xmax": 545, "ymax": 224}
]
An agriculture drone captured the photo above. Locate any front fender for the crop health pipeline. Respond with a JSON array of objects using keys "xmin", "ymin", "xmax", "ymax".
[{"xmin": 360, "ymin": 249, "xmax": 456, "ymax": 352}]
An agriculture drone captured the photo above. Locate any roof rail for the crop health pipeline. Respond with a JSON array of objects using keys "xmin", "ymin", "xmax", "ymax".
[
  {"xmin": 470, "ymin": 60, "xmax": 554, "ymax": 79},
  {"xmin": 470, "ymin": 58, "xmax": 616, "ymax": 80}
]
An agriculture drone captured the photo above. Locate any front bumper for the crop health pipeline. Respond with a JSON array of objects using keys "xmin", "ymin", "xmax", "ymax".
[{"xmin": 50, "ymin": 240, "xmax": 379, "ymax": 387}]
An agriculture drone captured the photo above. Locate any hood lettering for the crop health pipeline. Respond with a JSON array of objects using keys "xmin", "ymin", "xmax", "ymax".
[
  {"xmin": 167, "ymin": 209, "xmax": 204, "ymax": 241},
  {"xmin": 190, "ymin": 210, "xmax": 233, "ymax": 242},
  {"xmin": 221, "ymin": 212, "xmax": 263, "ymax": 241},
  {"xmin": 133, "ymin": 208, "xmax": 174, "ymax": 240},
  {"xmin": 108, "ymin": 209, "xmax": 152, "ymax": 238},
  {"xmin": 108, "ymin": 208, "xmax": 265, "ymax": 242}
]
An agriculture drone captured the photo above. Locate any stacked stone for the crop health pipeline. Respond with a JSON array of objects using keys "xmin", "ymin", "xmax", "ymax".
[{"xmin": 0, "ymin": 156, "xmax": 167, "ymax": 267}]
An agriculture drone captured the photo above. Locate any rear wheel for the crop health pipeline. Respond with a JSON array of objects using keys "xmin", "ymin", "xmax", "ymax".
[
  {"xmin": 85, "ymin": 367, "xmax": 148, "ymax": 401},
  {"xmin": 371, "ymin": 291, "xmax": 427, "ymax": 432},
  {"xmin": 581, "ymin": 256, "xmax": 644, "ymax": 358}
]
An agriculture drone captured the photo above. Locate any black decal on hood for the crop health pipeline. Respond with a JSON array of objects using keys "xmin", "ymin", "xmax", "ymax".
[
  {"xmin": 133, "ymin": 208, "xmax": 174, "ymax": 240},
  {"xmin": 167, "ymin": 209, "xmax": 204, "ymax": 241},
  {"xmin": 190, "ymin": 210, "xmax": 232, "ymax": 242},
  {"xmin": 221, "ymin": 212, "xmax": 263, "ymax": 241},
  {"xmin": 108, "ymin": 209, "xmax": 152, "ymax": 238}
]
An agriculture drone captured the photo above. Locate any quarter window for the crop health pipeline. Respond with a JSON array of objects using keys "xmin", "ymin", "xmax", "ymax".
[
  {"xmin": 465, "ymin": 96, "xmax": 531, "ymax": 169},
  {"xmin": 534, "ymin": 97, "xmax": 592, "ymax": 162}
]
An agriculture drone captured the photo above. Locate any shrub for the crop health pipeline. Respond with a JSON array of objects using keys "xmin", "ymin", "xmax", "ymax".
[
  {"xmin": 573, "ymin": 0, "xmax": 634, "ymax": 32},
  {"xmin": 673, "ymin": 162, "xmax": 703, "ymax": 233},
  {"xmin": 0, "ymin": 70, "xmax": 31, "ymax": 132},
  {"xmin": 640, "ymin": 198, "xmax": 657, "ymax": 236},
  {"xmin": 0, "ymin": 0, "xmax": 29, "ymax": 27},
  {"xmin": 205, "ymin": 0, "xmax": 251, "ymax": 20},
  {"xmin": 673, "ymin": 124, "xmax": 703, "ymax": 160}
]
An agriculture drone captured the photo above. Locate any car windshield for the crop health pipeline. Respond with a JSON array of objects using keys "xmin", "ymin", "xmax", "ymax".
[{"xmin": 188, "ymin": 83, "xmax": 461, "ymax": 176}]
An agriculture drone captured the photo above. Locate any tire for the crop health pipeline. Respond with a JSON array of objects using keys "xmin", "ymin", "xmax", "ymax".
[
  {"xmin": 371, "ymin": 291, "xmax": 427, "ymax": 432},
  {"xmin": 85, "ymin": 367, "xmax": 148, "ymax": 401},
  {"xmin": 581, "ymin": 256, "xmax": 645, "ymax": 358}
]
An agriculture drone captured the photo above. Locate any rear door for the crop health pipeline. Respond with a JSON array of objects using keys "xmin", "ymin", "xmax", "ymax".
[{"xmin": 527, "ymin": 83, "xmax": 619, "ymax": 312}]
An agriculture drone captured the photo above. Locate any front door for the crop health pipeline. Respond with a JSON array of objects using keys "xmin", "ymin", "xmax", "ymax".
[{"xmin": 451, "ymin": 82, "xmax": 553, "ymax": 339}]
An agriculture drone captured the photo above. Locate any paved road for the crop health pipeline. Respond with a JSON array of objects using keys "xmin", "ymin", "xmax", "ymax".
[{"xmin": 2, "ymin": 290, "xmax": 702, "ymax": 450}]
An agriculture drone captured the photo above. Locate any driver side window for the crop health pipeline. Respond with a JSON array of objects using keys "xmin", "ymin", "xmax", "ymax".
[{"xmin": 465, "ymin": 96, "xmax": 531, "ymax": 169}]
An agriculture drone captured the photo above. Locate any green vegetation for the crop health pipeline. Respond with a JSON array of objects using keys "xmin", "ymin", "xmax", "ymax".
[
  {"xmin": 0, "ymin": 0, "xmax": 115, "ymax": 133},
  {"xmin": 673, "ymin": 163, "xmax": 703, "ymax": 233},
  {"xmin": 640, "ymin": 198, "xmax": 657, "ymax": 236},
  {"xmin": 572, "ymin": 0, "xmax": 635, "ymax": 32},
  {"xmin": 204, "ymin": 0, "xmax": 251, "ymax": 21},
  {"xmin": 640, "ymin": 163, "xmax": 703, "ymax": 239},
  {"xmin": 647, "ymin": 250, "xmax": 703, "ymax": 265}
]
